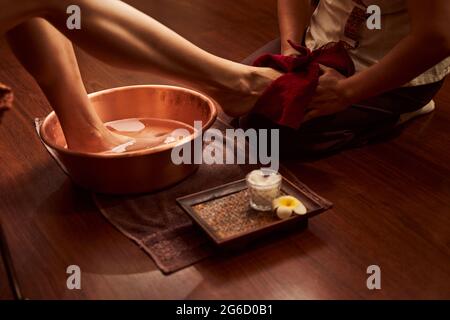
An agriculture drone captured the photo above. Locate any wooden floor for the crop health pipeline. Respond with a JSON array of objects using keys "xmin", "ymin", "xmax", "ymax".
[{"xmin": 0, "ymin": 0, "xmax": 449, "ymax": 299}]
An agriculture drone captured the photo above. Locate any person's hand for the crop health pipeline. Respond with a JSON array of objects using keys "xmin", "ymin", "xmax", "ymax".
[{"xmin": 303, "ymin": 65, "xmax": 352, "ymax": 122}]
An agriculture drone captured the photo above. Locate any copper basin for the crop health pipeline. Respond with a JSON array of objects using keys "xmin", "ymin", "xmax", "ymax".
[{"xmin": 40, "ymin": 85, "xmax": 218, "ymax": 194}]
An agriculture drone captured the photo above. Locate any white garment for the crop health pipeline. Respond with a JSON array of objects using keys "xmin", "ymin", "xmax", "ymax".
[{"xmin": 305, "ymin": 0, "xmax": 450, "ymax": 86}]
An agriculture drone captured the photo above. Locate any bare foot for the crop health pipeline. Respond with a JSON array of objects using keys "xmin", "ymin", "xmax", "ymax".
[
  {"xmin": 105, "ymin": 133, "xmax": 173, "ymax": 154},
  {"xmin": 213, "ymin": 67, "xmax": 282, "ymax": 118},
  {"xmin": 66, "ymin": 124, "xmax": 187, "ymax": 154},
  {"xmin": 65, "ymin": 126, "xmax": 135, "ymax": 153}
]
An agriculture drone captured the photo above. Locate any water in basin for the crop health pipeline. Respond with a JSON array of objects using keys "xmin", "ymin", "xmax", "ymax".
[{"xmin": 104, "ymin": 118, "xmax": 195, "ymax": 154}]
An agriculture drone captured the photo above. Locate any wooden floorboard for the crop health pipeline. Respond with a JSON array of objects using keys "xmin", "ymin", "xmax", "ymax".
[{"xmin": 0, "ymin": 0, "xmax": 448, "ymax": 299}]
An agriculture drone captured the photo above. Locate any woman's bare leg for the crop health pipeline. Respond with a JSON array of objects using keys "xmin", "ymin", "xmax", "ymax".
[
  {"xmin": 1, "ymin": 0, "xmax": 279, "ymax": 116},
  {"xmin": 2, "ymin": 0, "xmax": 280, "ymax": 152},
  {"xmin": 40, "ymin": 0, "xmax": 280, "ymax": 117},
  {"xmin": 6, "ymin": 19, "xmax": 131, "ymax": 152}
]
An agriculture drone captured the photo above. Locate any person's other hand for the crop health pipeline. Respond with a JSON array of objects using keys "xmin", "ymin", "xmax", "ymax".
[{"xmin": 303, "ymin": 65, "xmax": 351, "ymax": 122}]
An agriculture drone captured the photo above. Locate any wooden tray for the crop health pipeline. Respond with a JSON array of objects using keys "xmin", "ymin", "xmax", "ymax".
[{"xmin": 177, "ymin": 177, "xmax": 330, "ymax": 247}]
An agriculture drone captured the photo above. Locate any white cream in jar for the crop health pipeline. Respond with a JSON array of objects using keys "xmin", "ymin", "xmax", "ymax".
[{"xmin": 246, "ymin": 169, "xmax": 282, "ymax": 211}]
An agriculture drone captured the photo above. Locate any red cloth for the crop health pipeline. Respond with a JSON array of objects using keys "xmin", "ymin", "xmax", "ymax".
[{"xmin": 252, "ymin": 41, "xmax": 355, "ymax": 129}]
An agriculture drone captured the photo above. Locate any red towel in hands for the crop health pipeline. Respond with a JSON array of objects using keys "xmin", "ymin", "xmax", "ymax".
[{"xmin": 252, "ymin": 41, "xmax": 355, "ymax": 129}]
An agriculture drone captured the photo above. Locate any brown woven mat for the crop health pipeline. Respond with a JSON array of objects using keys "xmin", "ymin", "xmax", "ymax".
[{"xmin": 93, "ymin": 160, "xmax": 332, "ymax": 274}]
